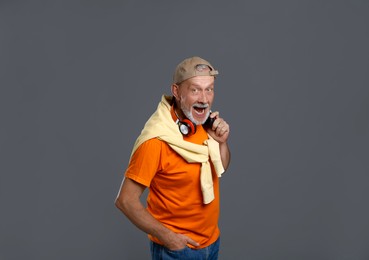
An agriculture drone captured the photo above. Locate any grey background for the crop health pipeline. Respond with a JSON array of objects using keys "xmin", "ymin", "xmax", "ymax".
[{"xmin": 1, "ymin": 1, "xmax": 369, "ymax": 259}]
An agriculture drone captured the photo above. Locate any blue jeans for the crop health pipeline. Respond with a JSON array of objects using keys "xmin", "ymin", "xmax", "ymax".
[{"xmin": 150, "ymin": 237, "xmax": 220, "ymax": 260}]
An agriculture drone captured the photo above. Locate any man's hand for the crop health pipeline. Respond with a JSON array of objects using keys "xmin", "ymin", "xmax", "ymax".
[
  {"xmin": 206, "ymin": 111, "xmax": 230, "ymax": 144},
  {"xmin": 205, "ymin": 111, "xmax": 231, "ymax": 169},
  {"xmin": 162, "ymin": 232, "xmax": 200, "ymax": 251}
]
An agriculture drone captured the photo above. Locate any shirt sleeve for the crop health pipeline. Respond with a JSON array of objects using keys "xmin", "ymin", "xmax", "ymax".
[{"xmin": 125, "ymin": 138, "xmax": 162, "ymax": 187}]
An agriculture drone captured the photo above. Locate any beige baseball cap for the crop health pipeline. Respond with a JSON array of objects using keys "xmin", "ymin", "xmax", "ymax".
[{"xmin": 173, "ymin": 56, "xmax": 219, "ymax": 84}]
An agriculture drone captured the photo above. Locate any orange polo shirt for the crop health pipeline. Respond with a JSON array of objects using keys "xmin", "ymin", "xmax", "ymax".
[{"xmin": 125, "ymin": 125, "xmax": 220, "ymax": 248}]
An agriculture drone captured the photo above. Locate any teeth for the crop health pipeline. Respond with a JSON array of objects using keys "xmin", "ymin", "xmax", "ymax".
[
  {"xmin": 194, "ymin": 108, "xmax": 205, "ymax": 115},
  {"xmin": 193, "ymin": 104, "xmax": 208, "ymax": 116}
]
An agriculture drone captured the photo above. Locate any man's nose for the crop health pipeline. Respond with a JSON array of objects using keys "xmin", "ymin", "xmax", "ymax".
[{"xmin": 198, "ymin": 91, "xmax": 208, "ymax": 103}]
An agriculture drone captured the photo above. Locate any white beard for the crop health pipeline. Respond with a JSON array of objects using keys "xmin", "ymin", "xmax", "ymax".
[{"xmin": 180, "ymin": 100, "xmax": 210, "ymax": 125}]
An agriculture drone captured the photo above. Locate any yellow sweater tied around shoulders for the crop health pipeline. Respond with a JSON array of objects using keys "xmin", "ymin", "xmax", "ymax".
[{"xmin": 130, "ymin": 95, "xmax": 225, "ymax": 204}]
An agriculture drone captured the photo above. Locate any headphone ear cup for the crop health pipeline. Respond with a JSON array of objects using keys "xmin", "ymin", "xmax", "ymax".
[{"xmin": 179, "ymin": 119, "xmax": 196, "ymax": 136}]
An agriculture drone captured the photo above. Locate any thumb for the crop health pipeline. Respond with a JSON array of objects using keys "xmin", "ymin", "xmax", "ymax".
[{"xmin": 185, "ymin": 236, "xmax": 200, "ymax": 247}]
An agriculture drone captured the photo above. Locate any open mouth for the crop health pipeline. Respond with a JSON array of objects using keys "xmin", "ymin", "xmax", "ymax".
[{"xmin": 193, "ymin": 104, "xmax": 208, "ymax": 115}]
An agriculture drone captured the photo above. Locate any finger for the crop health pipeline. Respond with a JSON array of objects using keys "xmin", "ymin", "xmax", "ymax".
[
  {"xmin": 213, "ymin": 118, "xmax": 226, "ymax": 131},
  {"xmin": 217, "ymin": 124, "xmax": 229, "ymax": 136},
  {"xmin": 185, "ymin": 237, "xmax": 200, "ymax": 247},
  {"xmin": 210, "ymin": 111, "xmax": 219, "ymax": 118},
  {"xmin": 216, "ymin": 127, "xmax": 225, "ymax": 136},
  {"xmin": 212, "ymin": 118, "xmax": 222, "ymax": 129}
]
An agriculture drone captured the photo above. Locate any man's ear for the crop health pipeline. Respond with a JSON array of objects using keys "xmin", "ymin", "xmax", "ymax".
[{"xmin": 171, "ymin": 84, "xmax": 180, "ymax": 100}]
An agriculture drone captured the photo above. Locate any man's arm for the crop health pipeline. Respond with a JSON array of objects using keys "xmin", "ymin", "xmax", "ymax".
[
  {"xmin": 115, "ymin": 177, "xmax": 199, "ymax": 250},
  {"xmin": 219, "ymin": 141, "xmax": 231, "ymax": 170}
]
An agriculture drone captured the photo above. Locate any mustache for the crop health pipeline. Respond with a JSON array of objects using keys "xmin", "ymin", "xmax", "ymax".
[{"xmin": 192, "ymin": 103, "xmax": 209, "ymax": 108}]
